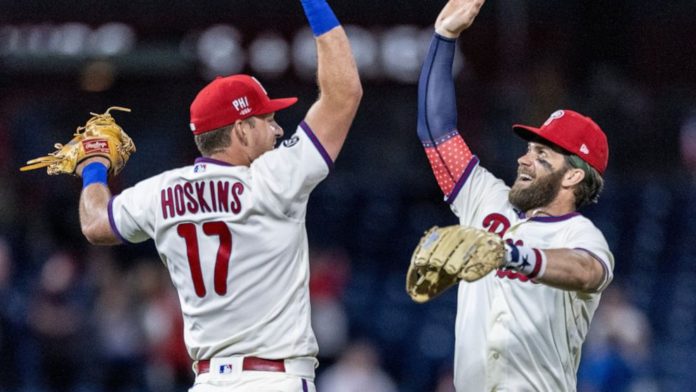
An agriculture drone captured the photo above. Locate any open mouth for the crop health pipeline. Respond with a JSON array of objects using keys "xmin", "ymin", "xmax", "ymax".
[{"xmin": 517, "ymin": 173, "xmax": 534, "ymax": 183}]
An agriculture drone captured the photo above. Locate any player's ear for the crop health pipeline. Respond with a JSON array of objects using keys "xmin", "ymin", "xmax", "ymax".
[
  {"xmin": 562, "ymin": 168, "xmax": 585, "ymax": 187},
  {"xmin": 234, "ymin": 120, "xmax": 249, "ymax": 146}
]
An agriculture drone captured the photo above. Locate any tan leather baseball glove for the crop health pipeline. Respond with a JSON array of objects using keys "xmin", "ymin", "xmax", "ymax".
[
  {"xmin": 20, "ymin": 106, "xmax": 135, "ymax": 176},
  {"xmin": 406, "ymin": 225, "xmax": 506, "ymax": 303}
]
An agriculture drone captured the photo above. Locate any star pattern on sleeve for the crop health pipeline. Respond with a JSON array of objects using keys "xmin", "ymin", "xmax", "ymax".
[{"xmin": 423, "ymin": 131, "xmax": 473, "ymax": 196}]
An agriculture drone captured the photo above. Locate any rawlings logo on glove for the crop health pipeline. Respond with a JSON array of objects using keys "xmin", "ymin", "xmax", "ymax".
[
  {"xmin": 83, "ymin": 139, "xmax": 110, "ymax": 153},
  {"xmin": 406, "ymin": 225, "xmax": 506, "ymax": 303},
  {"xmin": 20, "ymin": 107, "xmax": 135, "ymax": 176}
]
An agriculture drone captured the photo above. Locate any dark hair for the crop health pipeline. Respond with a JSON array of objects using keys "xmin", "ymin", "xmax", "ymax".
[
  {"xmin": 565, "ymin": 154, "xmax": 604, "ymax": 209},
  {"xmin": 194, "ymin": 125, "xmax": 233, "ymax": 156}
]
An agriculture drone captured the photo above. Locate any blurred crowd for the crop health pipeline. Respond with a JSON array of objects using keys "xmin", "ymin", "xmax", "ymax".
[{"xmin": 0, "ymin": 244, "xmax": 191, "ymax": 392}]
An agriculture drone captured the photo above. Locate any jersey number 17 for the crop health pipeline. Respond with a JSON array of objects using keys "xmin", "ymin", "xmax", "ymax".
[{"xmin": 177, "ymin": 221, "xmax": 231, "ymax": 298}]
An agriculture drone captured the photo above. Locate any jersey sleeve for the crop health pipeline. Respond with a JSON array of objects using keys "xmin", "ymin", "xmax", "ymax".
[
  {"xmin": 445, "ymin": 156, "xmax": 512, "ymax": 227},
  {"xmin": 250, "ymin": 121, "xmax": 332, "ymax": 219},
  {"xmin": 564, "ymin": 220, "xmax": 615, "ymax": 292},
  {"xmin": 108, "ymin": 176, "xmax": 160, "ymax": 243}
]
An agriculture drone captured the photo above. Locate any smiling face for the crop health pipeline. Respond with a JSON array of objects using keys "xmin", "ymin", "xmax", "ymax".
[{"xmin": 509, "ymin": 141, "xmax": 570, "ymax": 213}]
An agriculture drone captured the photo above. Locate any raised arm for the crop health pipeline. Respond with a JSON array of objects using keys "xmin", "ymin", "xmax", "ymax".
[
  {"xmin": 417, "ymin": 0, "xmax": 485, "ymax": 198},
  {"xmin": 300, "ymin": 0, "xmax": 363, "ymax": 161},
  {"xmin": 78, "ymin": 158, "xmax": 120, "ymax": 245},
  {"xmin": 417, "ymin": 0, "xmax": 485, "ymax": 143},
  {"xmin": 18, "ymin": 107, "xmax": 132, "ymax": 246}
]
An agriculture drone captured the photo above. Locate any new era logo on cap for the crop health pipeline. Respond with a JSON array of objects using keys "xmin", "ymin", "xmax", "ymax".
[
  {"xmin": 513, "ymin": 109, "xmax": 609, "ymax": 175},
  {"xmin": 189, "ymin": 74, "xmax": 298, "ymax": 135}
]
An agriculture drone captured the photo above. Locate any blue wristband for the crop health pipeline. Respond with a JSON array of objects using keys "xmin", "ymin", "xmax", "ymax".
[
  {"xmin": 301, "ymin": 0, "xmax": 340, "ymax": 36},
  {"xmin": 82, "ymin": 162, "xmax": 108, "ymax": 189}
]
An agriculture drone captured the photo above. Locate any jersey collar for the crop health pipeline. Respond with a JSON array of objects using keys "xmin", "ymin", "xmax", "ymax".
[
  {"xmin": 195, "ymin": 157, "xmax": 233, "ymax": 166},
  {"xmin": 528, "ymin": 212, "xmax": 581, "ymax": 222},
  {"xmin": 514, "ymin": 208, "xmax": 581, "ymax": 222}
]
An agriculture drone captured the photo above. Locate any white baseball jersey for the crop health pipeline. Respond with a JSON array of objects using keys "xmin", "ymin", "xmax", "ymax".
[
  {"xmin": 447, "ymin": 160, "xmax": 614, "ymax": 392},
  {"xmin": 108, "ymin": 121, "xmax": 332, "ymax": 361}
]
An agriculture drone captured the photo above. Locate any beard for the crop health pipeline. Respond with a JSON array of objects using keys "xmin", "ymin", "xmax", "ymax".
[{"xmin": 508, "ymin": 167, "xmax": 567, "ymax": 213}]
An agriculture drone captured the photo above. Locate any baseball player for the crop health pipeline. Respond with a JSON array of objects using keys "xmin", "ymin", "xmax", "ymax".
[
  {"xmin": 417, "ymin": 0, "xmax": 614, "ymax": 390},
  {"xmin": 74, "ymin": 1, "xmax": 361, "ymax": 391}
]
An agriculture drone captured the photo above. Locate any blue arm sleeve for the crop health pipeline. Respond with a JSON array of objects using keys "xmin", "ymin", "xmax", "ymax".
[{"xmin": 417, "ymin": 34, "xmax": 458, "ymax": 145}]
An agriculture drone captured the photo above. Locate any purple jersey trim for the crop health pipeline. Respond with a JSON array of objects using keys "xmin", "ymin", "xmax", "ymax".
[
  {"xmin": 575, "ymin": 247, "xmax": 611, "ymax": 288},
  {"xmin": 445, "ymin": 156, "xmax": 480, "ymax": 204},
  {"xmin": 513, "ymin": 208, "xmax": 526, "ymax": 219},
  {"xmin": 107, "ymin": 196, "xmax": 127, "ymax": 244},
  {"xmin": 302, "ymin": 379, "xmax": 308, "ymax": 392},
  {"xmin": 299, "ymin": 120, "xmax": 334, "ymax": 172},
  {"xmin": 194, "ymin": 157, "xmax": 234, "ymax": 166},
  {"xmin": 528, "ymin": 212, "xmax": 581, "ymax": 223}
]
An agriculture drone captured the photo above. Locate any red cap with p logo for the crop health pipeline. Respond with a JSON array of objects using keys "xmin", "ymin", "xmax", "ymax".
[{"xmin": 513, "ymin": 110, "xmax": 609, "ymax": 175}]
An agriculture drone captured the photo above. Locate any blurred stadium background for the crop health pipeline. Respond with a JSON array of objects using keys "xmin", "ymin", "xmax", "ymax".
[{"xmin": 1, "ymin": 1, "xmax": 695, "ymax": 391}]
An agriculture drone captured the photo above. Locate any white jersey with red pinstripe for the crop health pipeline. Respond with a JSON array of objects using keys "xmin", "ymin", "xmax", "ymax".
[
  {"xmin": 423, "ymin": 132, "xmax": 614, "ymax": 392},
  {"xmin": 108, "ymin": 121, "xmax": 331, "ymax": 362}
]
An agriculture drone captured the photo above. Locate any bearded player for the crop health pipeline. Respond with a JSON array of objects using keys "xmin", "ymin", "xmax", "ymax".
[
  {"xmin": 417, "ymin": 0, "xmax": 614, "ymax": 390},
  {"xmin": 73, "ymin": 1, "xmax": 361, "ymax": 391}
]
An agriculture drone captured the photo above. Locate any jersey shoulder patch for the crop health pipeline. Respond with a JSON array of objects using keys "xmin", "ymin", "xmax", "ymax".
[{"xmin": 282, "ymin": 135, "xmax": 300, "ymax": 148}]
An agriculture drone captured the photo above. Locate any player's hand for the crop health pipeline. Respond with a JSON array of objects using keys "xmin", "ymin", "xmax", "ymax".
[{"xmin": 435, "ymin": 0, "xmax": 486, "ymax": 39}]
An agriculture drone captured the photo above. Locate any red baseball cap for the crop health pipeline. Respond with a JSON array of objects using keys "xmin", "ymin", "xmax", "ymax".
[
  {"xmin": 189, "ymin": 74, "xmax": 298, "ymax": 135},
  {"xmin": 512, "ymin": 109, "xmax": 609, "ymax": 175}
]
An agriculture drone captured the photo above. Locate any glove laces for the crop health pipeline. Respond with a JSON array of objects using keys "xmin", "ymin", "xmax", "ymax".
[{"xmin": 54, "ymin": 106, "xmax": 131, "ymax": 151}]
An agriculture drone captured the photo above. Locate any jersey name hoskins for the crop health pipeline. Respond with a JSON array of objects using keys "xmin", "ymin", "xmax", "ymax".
[{"xmin": 161, "ymin": 180, "xmax": 244, "ymax": 219}]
